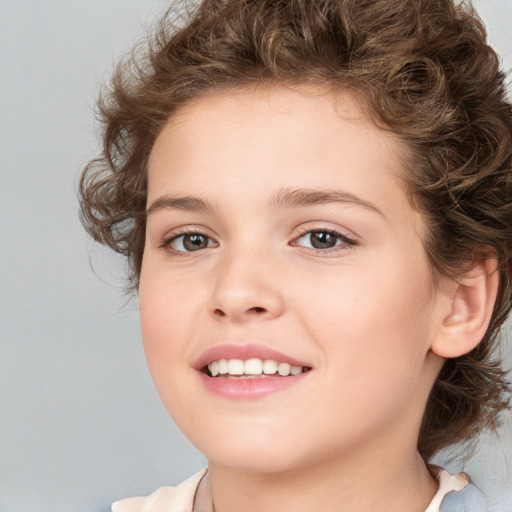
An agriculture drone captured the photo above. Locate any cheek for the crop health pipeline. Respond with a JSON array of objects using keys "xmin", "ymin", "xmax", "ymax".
[
  {"xmin": 139, "ymin": 261, "xmax": 205, "ymax": 338},
  {"xmin": 138, "ymin": 271, "xmax": 202, "ymax": 423},
  {"xmin": 297, "ymin": 256, "xmax": 435, "ymax": 380},
  {"xmin": 138, "ymin": 268, "xmax": 194, "ymax": 375},
  {"xmin": 301, "ymin": 275, "xmax": 435, "ymax": 446}
]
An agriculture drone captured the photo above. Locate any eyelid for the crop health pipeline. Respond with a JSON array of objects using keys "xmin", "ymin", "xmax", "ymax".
[
  {"xmin": 291, "ymin": 226, "xmax": 359, "ymax": 252},
  {"xmin": 159, "ymin": 227, "xmax": 218, "ymax": 253},
  {"xmin": 157, "ymin": 224, "xmax": 358, "ymax": 256}
]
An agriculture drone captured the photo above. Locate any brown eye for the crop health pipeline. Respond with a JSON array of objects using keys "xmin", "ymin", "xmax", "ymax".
[
  {"xmin": 309, "ymin": 231, "xmax": 338, "ymax": 249},
  {"xmin": 294, "ymin": 229, "xmax": 356, "ymax": 251},
  {"xmin": 297, "ymin": 230, "xmax": 341, "ymax": 250},
  {"xmin": 168, "ymin": 233, "xmax": 214, "ymax": 252}
]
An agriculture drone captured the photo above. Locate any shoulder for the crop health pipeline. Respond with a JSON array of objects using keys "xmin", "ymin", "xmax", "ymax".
[
  {"xmin": 111, "ymin": 467, "xmax": 488, "ymax": 512},
  {"xmin": 439, "ymin": 481, "xmax": 487, "ymax": 512},
  {"xmin": 426, "ymin": 468, "xmax": 488, "ymax": 512},
  {"xmin": 111, "ymin": 470, "xmax": 206, "ymax": 512}
]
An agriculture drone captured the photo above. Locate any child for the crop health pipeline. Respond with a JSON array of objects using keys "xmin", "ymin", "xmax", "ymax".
[{"xmin": 79, "ymin": 0, "xmax": 512, "ymax": 510}]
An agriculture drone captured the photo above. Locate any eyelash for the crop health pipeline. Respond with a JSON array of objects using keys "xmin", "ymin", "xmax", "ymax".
[
  {"xmin": 293, "ymin": 227, "xmax": 358, "ymax": 254},
  {"xmin": 159, "ymin": 228, "xmax": 215, "ymax": 257},
  {"xmin": 159, "ymin": 227, "xmax": 358, "ymax": 256}
]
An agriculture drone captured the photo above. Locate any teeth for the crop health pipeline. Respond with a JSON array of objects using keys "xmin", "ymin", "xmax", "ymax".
[
  {"xmin": 262, "ymin": 359, "xmax": 278, "ymax": 375},
  {"xmin": 207, "ymin": 358, "xmax": 306, "ymax": 377},
  {"xmin": 228, "ymin": 359, "xmax": 245, "ymax": 375},
  {"xmin": 277, "ymin": 362, "xmax": 291, "ymax": 376},
  {"xmin": 218, "ymin": 359, "xmax": 229, "ymax": 375},
  {"xmin": 245, "ymin": 358, "xmax": 263, "ymax": 375},
  {"xmin": 290, "ymin": 365, "xmax": 302, "ymax": 376}
]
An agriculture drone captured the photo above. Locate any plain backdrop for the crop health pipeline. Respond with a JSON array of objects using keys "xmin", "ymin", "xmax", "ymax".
[{"xmin": 1, "ymin": 1, "xmax": 511, "ymax": 511}]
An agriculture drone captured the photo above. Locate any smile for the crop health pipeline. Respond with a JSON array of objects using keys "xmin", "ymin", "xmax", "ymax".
[
  {"xmin": 207, "ymin": 358, "xmax": 309, "ymax": 377},
  {"xmin": 196, "ymin": 344, "xmax": 313, "ymax": 398}
]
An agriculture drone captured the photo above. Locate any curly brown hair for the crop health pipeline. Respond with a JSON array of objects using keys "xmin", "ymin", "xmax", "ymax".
[{"xmin": 79, "ymin": 0, "xmax": 512, "ymax": 461}]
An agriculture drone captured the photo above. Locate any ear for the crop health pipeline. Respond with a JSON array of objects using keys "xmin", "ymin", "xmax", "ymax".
[{"xmin": 430, "ymin": 259, "xmax": 499, "ymax": 359}]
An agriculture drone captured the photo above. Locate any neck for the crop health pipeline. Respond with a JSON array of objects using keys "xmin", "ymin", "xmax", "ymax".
[{"xmin": 207, "ymin": 434, "xmax": 437, "ymax": 512}]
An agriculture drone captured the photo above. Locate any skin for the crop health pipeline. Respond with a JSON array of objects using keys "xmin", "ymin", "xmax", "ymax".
[{"xmin": 139, "ymin": 85, "xmax": 468, "ymax": 511}]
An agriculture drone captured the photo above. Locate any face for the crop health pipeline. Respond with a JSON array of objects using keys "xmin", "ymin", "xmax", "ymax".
[{"xmin": 140, "ymin": 86, "xmax": 445, "ymax": 474}]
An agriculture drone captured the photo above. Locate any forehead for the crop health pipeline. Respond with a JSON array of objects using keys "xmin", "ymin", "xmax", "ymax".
[
  {"xmin": 147, "ymin": 85, "xmax": 420, "ymax": 231},
  {"xmin": 149, "ymin": 84, "xmax": 404, "ymax": 178}
]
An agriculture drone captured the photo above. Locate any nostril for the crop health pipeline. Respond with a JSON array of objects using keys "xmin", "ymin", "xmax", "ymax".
[{"xmin": 209, "ymin": 305, "xmax": 271, "ymax": 320}]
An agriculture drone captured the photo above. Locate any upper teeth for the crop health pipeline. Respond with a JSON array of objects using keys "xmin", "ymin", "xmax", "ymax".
[{"xmin": 207, "ymin": 358, "xmax": 304, "ymax": 377}]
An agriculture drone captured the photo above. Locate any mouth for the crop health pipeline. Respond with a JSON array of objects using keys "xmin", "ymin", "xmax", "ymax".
[
  {"xmin": 195, "ymin": 344, "xmax": 313, "ymax": 398},
  {"xmin": 204, "ymin": 358, "xmax": 312, "ymax": 378}
]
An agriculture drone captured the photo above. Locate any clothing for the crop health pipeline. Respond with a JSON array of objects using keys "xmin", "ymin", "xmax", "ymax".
[{"xmin": 111, "ymin": 467, "xmax": 487, "ymax": 512}]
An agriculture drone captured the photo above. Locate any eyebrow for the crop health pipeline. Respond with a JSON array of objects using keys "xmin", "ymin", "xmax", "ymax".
[
  {"xmin": 146, "ymin": 196, "xmax": 213, "ymax": 216},
  {"xmin": 269, "ymin": 187, "xmax": 385, "ymax": 217},
  {"xmin": 146, "ymin": 187, "xmax": 384, "ymax": 217}
]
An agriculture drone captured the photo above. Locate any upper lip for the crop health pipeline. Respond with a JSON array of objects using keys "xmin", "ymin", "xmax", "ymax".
[{"xmin": 194, "ymin": 343, "xmax": 312, "ymax": 371}]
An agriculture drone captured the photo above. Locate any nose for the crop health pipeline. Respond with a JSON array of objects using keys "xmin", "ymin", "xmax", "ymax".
[{"xmin": 206, "ymin": 249, "xmax": 285, "ymax": 323}]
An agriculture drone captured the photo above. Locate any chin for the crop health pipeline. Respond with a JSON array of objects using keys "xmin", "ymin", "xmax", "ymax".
[{"xmin": 187, "ymin": 425, "xmax": 305, "ymax": 474}]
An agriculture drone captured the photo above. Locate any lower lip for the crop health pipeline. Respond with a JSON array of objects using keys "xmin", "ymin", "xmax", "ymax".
[{"xmin": 197, "ymin": 371, "xmax": 310, "ymax": 399}]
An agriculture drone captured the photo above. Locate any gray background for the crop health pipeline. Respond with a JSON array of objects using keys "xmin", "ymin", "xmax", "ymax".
[{"xmin": 1, "ymin": 1, "xmax": 511, "ymax": 511}]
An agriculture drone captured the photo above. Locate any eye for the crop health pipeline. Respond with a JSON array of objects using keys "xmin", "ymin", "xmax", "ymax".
[
  {"xmin": 294, "ymin": 229, "xmax": 356, "ymax": 250},
  {"xmin": 164, "ymin": 232, "xmax": 216, "ymax": 252}
]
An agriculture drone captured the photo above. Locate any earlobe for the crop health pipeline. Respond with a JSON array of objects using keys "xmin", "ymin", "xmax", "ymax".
[{"xmin": 430, "ymin": 259, "xmax": 499, "ymax": 359}]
